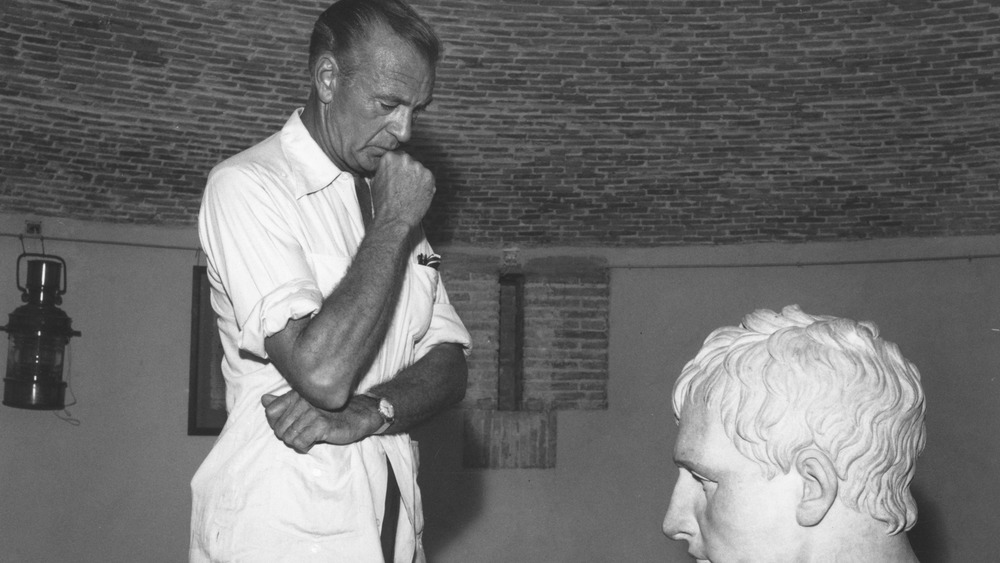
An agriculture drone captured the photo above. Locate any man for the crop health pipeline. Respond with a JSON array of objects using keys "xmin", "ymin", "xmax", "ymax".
[
  {"xmin": 663, "ymin": 305, "xmax": 926, "ymax": 562},
  {"xmin": 191, "ymin": 1, "xmax": 470, "ymax": 561}
]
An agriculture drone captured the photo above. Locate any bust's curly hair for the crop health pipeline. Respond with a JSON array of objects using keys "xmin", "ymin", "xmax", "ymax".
[{"xmin": 672, "ymin": 305, "xmax": 926, "ymax": 534}]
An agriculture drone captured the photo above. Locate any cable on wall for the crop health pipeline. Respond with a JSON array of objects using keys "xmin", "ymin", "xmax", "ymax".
[
  {"xmin": 0, "ymin": 231, "xmax": 199, "ymax": 253},
  {"xmin": 4, "ymin": 231, "xmax": 1000, "ymax": 269}
]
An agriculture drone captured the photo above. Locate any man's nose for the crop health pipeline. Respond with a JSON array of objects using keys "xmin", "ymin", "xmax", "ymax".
[
  {"xmin": 662, "ymin": 479, "xmax": 696, "ymax": 541},
  {"xmin": 386, "ymin": 108, "xmax": 413, "ymax": 143}
]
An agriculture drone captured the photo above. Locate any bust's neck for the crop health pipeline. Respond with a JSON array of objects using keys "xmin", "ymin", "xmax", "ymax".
[
  {"xmin": 803, "ymin": 517, "xmax": 919, "ymax": 562},
  {"xmin": 830, "ymin": 536, "xmax": 918, "ymax": 562}
]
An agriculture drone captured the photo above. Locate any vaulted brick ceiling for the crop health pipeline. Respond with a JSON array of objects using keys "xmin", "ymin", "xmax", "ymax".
[{"xmin": 3, "ymin": 0, "xmax": 1000, "ymax": 247}]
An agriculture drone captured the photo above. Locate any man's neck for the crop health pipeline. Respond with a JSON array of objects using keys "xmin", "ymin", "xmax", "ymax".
[{"xmin": 300, "ymin": 93, "xmax": 352, "ymax": 174}]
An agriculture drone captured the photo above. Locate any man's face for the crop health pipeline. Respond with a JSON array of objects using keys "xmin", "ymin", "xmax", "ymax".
[
  {"xmin": 662, "ymin": 401, "xmax": 803, "ymax": 563},
  {"xmin": 323, "ymin": 28, "xmax": 435, "ymax": 175}
]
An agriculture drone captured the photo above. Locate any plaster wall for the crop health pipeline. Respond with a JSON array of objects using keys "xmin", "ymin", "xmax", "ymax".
[
  {"xmin": 599, "ymin": 253, "xmax": 1000, "ymax": 562},
  {"xmin": 0, "ymin": 219, "xmax": 209, "ymax": 562}
]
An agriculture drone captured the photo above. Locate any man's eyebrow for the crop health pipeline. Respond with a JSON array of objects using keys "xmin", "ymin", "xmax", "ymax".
[{"xmin": 376, "ymin": 94, "xmax": 433, "ymax": 110}]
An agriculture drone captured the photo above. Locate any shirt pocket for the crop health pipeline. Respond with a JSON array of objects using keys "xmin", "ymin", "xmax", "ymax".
[{"xmin": 399, "ymin": 264, "xmax": 438, "ymax": 346}]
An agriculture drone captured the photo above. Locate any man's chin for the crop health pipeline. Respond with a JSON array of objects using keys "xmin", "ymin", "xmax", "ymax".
[
  {"xmin": 353, "ymin": 155, "xmax": 378, "ymax": 175},
  {"xmin": 367, "ymin": 146, "xmax": 393, "ymax": 159},
  {"xmin": 358, "ymin": 149, "xmax": 390, "ymax": 172}
]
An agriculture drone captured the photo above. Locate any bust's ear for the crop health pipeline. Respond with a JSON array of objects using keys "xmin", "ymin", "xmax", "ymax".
[{"xmin": 794, "ymin": 449, "xmax": 838, "ymax": 527}]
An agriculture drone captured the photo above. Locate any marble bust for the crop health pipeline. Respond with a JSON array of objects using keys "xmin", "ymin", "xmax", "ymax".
[{"xmin": 663, "ymin": 305, "xmax": 926, "ymax": 562}]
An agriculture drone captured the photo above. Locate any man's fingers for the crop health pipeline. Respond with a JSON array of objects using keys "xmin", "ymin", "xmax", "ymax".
[
  {"xmin": 290, "ymin": 424, "xmax": 325, "ymax": 454},
  {"xmin": 262, "ymin": 394, "xmax": 284, "ymax": 428},
  {"xmin": 270, "ymin": 395, "xmax": 309, "ymax": 435},
  {"xmin": 371, "ymin": 150, "xmax": 435, "ymax": 226},
  {"xmin": 280, "ymin": 409, "xmax": 329, "ymax": 454},
  {"xmin": 260, "ymin": 391, "xmax": 367, "ymax": 450},
  {"xmin": 262, "ymin": 389, "xmax": 297, "ymax": 412},
  {"xmin": 262, "ymin": 391, "xmax": 297, "ymax": 428}
]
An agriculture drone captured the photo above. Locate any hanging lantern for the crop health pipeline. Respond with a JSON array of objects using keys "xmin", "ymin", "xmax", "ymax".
[{"xmin": 1, "ymin": 253, "xmax": 81, "ymax": 410}]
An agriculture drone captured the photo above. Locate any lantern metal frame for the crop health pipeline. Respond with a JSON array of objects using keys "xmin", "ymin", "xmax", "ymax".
[{"xmin": 1, "ymin": 252, "xmax": 81, "ymax": 410}]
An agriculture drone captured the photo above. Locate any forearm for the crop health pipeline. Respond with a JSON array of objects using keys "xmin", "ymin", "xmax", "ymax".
[
  {"xmin": 365, "ymin": 342, "xmax": 468, "ymax": 433},
  {"xmin": 266, "ymin": 219, "xmax": 415, "ymax": 409}
]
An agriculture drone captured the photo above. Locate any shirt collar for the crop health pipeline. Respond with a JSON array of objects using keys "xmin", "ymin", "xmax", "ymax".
[{"xmin": 280, "ymin": 108, "xmax": 351, "ymax": 198}]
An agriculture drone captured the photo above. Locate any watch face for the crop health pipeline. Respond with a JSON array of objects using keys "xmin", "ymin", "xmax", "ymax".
[{"xmin": 379, "ymin": 398, "xmax": 395, "ymax": 420}]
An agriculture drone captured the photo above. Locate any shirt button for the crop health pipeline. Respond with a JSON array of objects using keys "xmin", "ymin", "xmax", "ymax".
[
  {"xmin": 311, "ymin": 544, "xmax": 320, "ymax": 553},
  {"xmin": 312, "ymin": 468, "xmax": 322, "ymax": 477}
]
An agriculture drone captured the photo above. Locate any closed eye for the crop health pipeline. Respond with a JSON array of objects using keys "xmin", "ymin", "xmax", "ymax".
[{"xmin": 685, "ymin": 467, "xmax": 714, "ymax": 490}]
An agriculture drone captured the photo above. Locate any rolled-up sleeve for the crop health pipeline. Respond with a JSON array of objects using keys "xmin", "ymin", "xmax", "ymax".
[{"xmin": 236, "ymin": 279, "xmax": 322, "ymax": 358}]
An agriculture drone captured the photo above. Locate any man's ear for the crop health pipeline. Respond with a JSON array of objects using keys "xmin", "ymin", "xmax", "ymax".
[
  {"xmin": 312, "ymin": 53, "xmax": 339, "ymax": 104},
  {"xmin": 794, "ymin": 449, "xmax": 838, "ymax": 527}
]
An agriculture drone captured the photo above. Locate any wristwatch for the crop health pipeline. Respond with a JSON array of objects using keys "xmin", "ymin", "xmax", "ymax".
[{"xmin": 365, "ymin": 394, "xmax": 395, "ymax": 435}]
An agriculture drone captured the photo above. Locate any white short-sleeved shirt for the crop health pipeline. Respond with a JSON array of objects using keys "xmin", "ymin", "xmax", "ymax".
[{"xmin": 190, "ymin": 109, "xmax": 471, "ymax": 563}]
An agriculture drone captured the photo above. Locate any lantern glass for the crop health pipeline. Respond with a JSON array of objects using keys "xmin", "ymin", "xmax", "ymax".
[
  {"xmin": 3, "ymin": 330, "xmax": 68, "ymax": 409},
  {"xmin": 8, "ymin": 330, "xmax": 65, "ymax": 378}
]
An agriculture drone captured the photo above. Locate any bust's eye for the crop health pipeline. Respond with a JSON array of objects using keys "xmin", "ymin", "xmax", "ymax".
[{"xmin": 687, "ymin": 469, "xmax": 713, "ymax": 491}]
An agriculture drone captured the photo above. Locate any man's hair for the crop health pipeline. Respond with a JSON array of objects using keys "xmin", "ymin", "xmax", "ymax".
[
  {"xmin": 672, "ymin": 305, "xmax": 926, "ymax": 534},
  {"xmin": 308, "ymin": 0, "xmax": 441, "ymax": 77}
]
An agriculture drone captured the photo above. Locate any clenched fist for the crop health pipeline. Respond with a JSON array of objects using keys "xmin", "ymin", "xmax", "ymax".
[{"xmin": 370, "ymin": 151, "xmax": 435, "ymax": 229}]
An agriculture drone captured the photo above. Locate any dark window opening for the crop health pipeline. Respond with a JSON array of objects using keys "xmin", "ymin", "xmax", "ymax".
[{"xmin": 497, "ymin": 274, "xmax": 524, "ymax": 411}]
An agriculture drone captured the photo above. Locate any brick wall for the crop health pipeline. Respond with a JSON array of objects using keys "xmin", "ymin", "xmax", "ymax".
[
  {"xmin": 443, "ymin": 253, "xmax": 608, "ymax": 412},
  {"xmin": 440, "ymin": 253, "xmax": 501, "ymax": 409},
  {"xmin": 521, "ymin": 261, "xmax": 609, "ymax": 412},
  {"xmin": 3, "ymin": 0, "xmax": 999, "ymax": 246},
  {"xmin": 443, "ymin": 253, "xmax": 609, "ymax": 468}
]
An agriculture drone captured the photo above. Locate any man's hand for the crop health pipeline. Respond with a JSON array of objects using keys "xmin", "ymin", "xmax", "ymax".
[
  {"xmin": 370, "ymin": 151, "xmax": 435, "ymax": 229},
  {"xmin": 261, "ymin": 390, "xmax": 383, "ymax": 453}
]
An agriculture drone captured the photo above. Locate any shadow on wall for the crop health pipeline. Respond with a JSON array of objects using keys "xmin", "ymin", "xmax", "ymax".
[
  {"xmin": 411, "ymin": 408, "xmax": 485, "ymax": 557},
  {"xmin": 409, "ymin": 130, "xmax": 465, "ymax": 246},
  {"xmin": 908, "ymin": 484, "xmax": 946, "ymax": 562}
]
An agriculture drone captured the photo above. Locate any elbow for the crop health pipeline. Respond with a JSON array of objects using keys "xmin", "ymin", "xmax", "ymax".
[
  {"xmin": 298, "ymin": 366, "xmax": 354, "ymax": 410},
  {"xmin": 312, "ymin": 383, "xmax": 351, "ymax": 411},
  {"xmin": 451, "ymin": 383, "xmax": 467, "ymax": 406},
  {"xmin": 265, "ymin": 322, "xmax": 359, "ymax": 410},
  {"xmin": 279, "ymin": 359, "xmax": 355, "ymax": 411},
  {"xmin": 455, "ymin": 362, "xmax": 468, "ymax": 400},
  {"xmin": 449, "ymin": 352, "xmax": 469, "ymax": 404}
]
